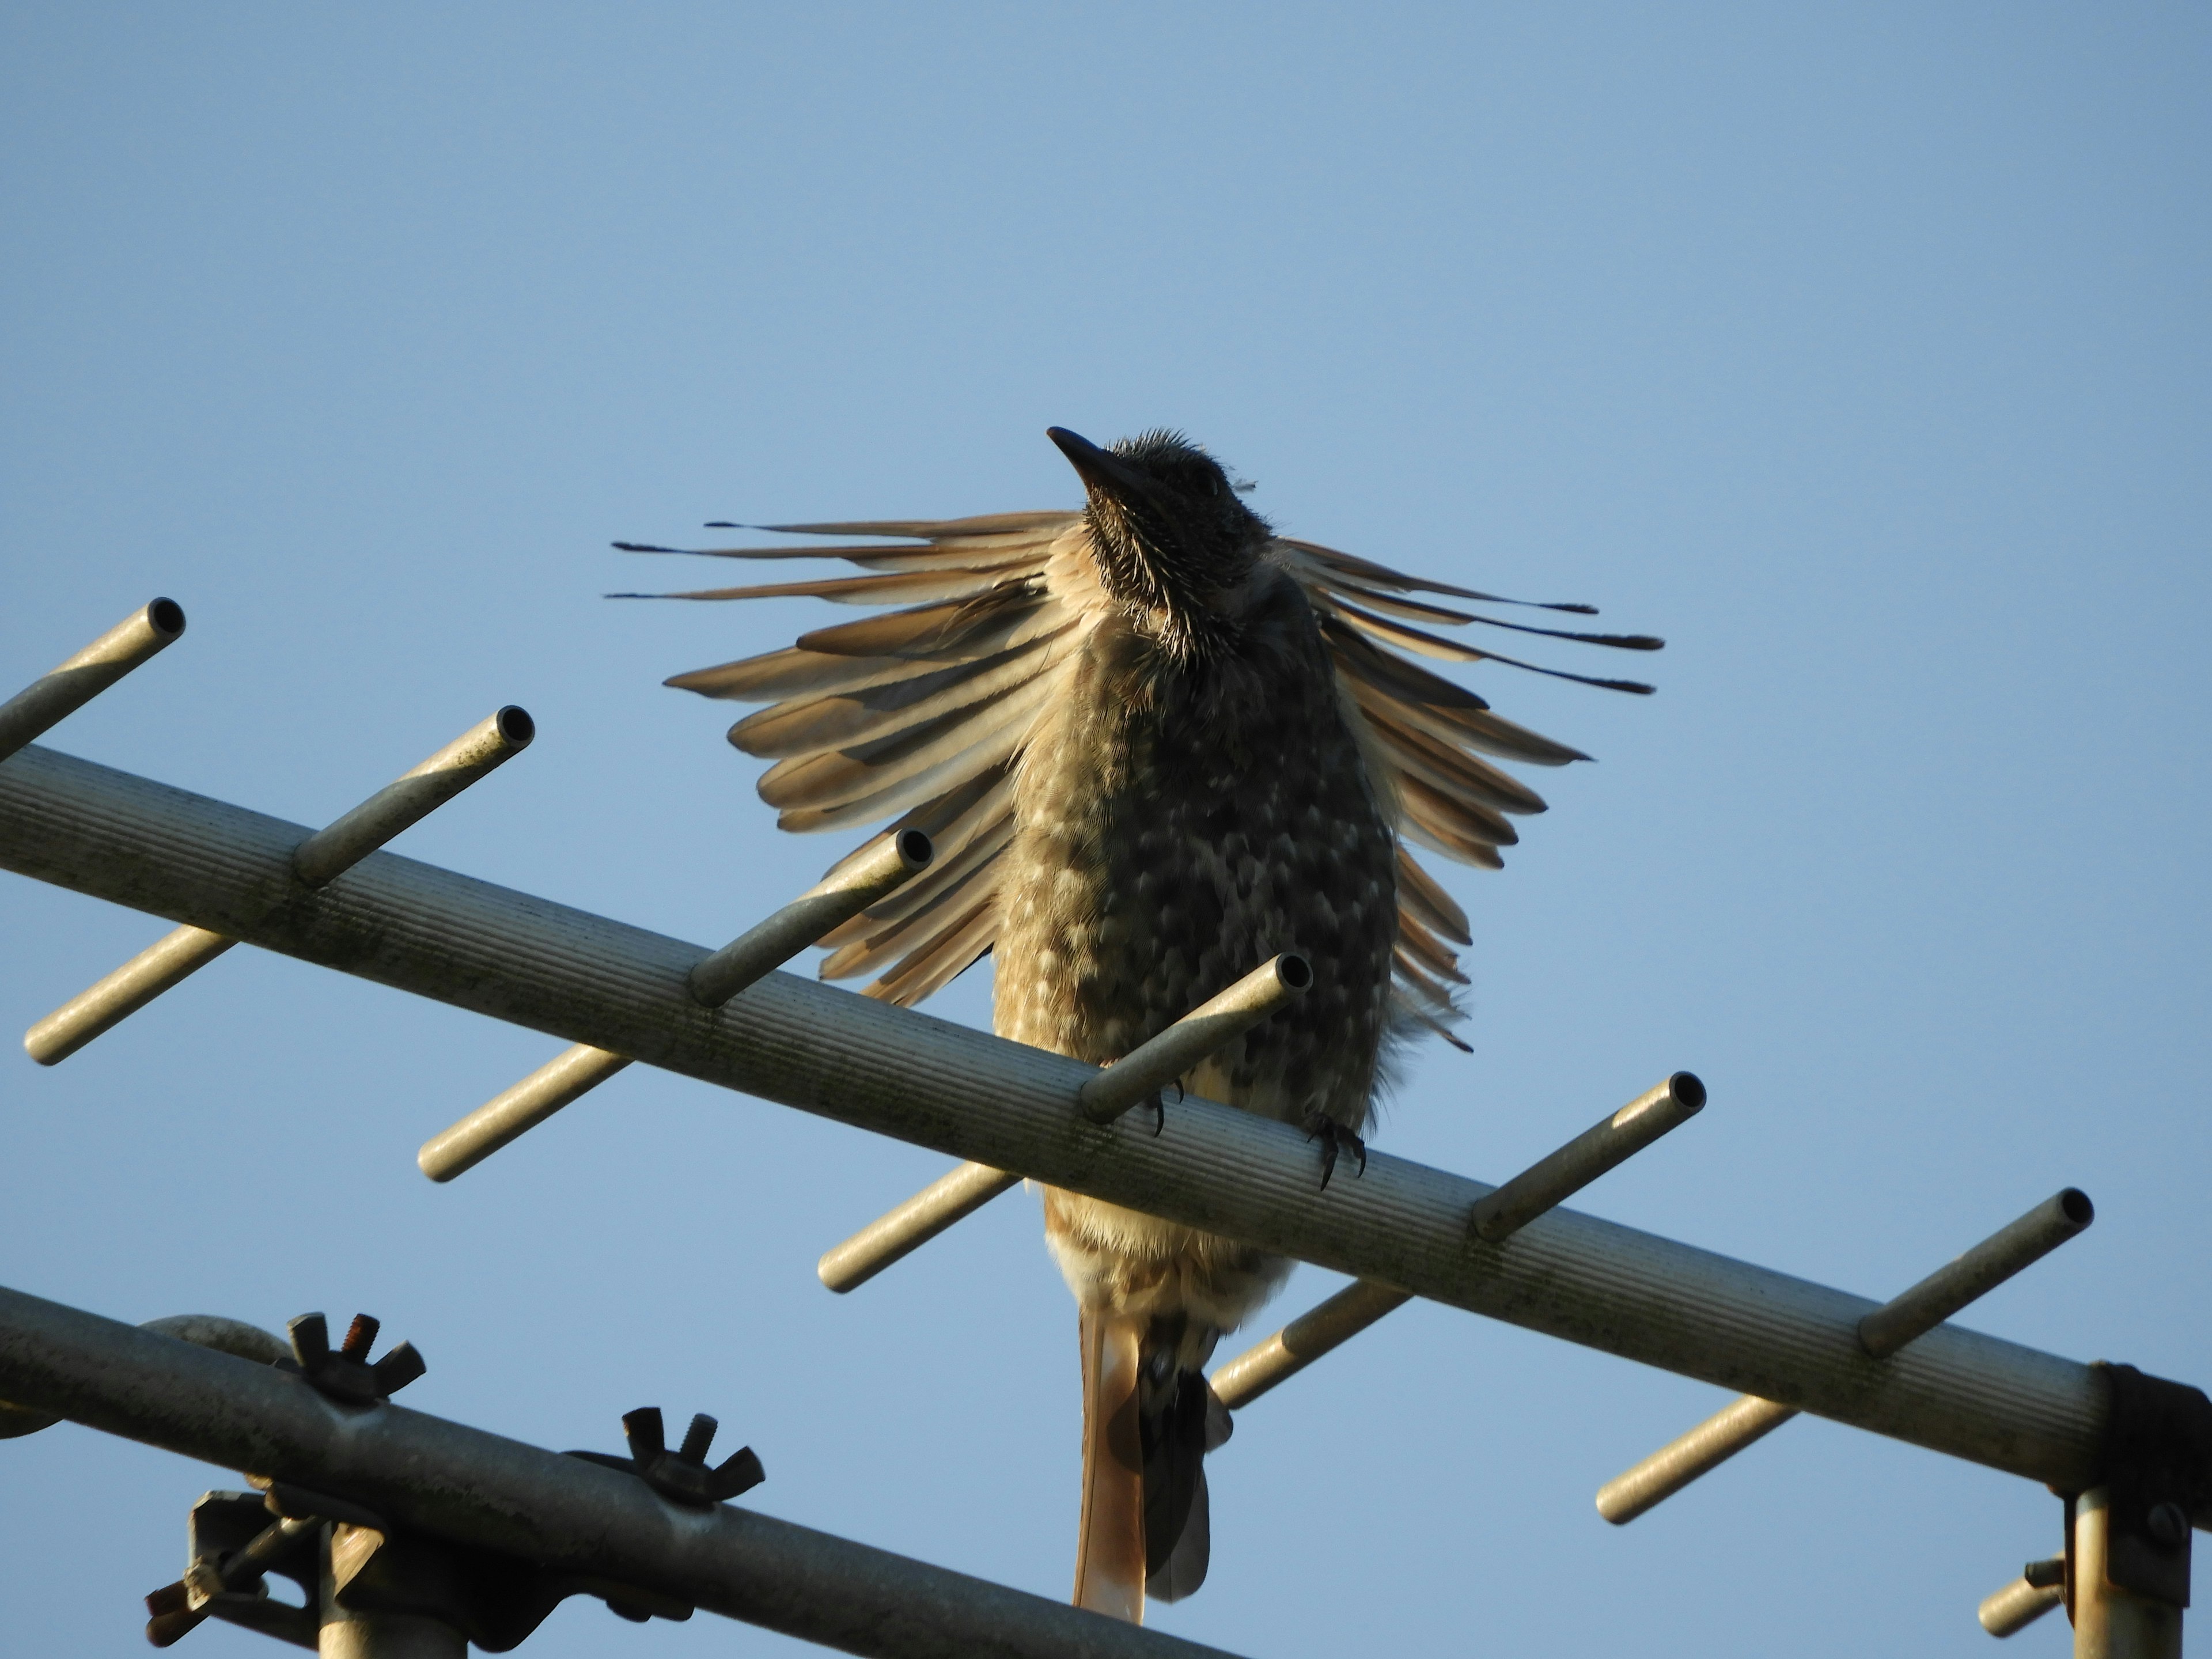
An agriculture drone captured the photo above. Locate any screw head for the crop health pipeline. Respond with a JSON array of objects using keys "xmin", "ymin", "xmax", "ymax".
[{"xmin": 2147, "ymin": 1502, "xmax": 2190, "ymax": 1548}]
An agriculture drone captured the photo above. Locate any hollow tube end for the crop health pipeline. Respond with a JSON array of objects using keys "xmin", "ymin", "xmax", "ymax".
[
  {"xmin": 495, "ymin": 705, "xmax": 536, "ymax": 748},
  {"xmin": 2057, "ymin": 1187, "xmax": 2093, "ymax": 1229},
  {"xmin": 1274, "ymin": 952, "xmax": 1313, "ymax": 993},
  {"xmin": 145, "ymin": 598, "xmax": 186, "ymax": 639},
  {"xmin": 1668, "ymin": 1070, "xmax": 1706, "ymax": 1112},
  {"xmin": 894, "ymin": 828, "xmax": 933, "ymax": 872}
]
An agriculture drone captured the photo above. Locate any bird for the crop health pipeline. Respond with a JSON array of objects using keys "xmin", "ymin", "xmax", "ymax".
[{"xmin": 615, "ymin": 426, "xmax": 1658, "ymax": 1623}]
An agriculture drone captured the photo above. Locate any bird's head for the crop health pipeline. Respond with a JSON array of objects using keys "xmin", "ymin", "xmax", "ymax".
[{"xmin": 1048, "ymin": 426, "xmax": 1271, "ymax": 659}]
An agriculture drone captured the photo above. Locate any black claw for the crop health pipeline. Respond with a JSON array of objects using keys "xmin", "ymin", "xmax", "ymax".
[
  {"xmin": 1149, "ymin": 1092, "xmax": 1165, "ymax": 1137},
  {"xmin": 1305, "ymin": 1118, "xmax": 1368, "ymax": 1191}
]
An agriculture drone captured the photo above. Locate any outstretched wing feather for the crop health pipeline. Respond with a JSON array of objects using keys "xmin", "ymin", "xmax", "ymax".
[{"xmin": 650, "ymin": 512, "xmax": 1635, "ymax": 1036}]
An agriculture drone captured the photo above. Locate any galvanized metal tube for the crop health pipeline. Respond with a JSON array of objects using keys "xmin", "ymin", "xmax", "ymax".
[
  {"xmin": 817, "ymin": 1162, "xmax": 1022, "ymax": 1293},
  {"xmin": 1209, "ymin": 1281, "xmax": 1413, "ymax": 1411},
  {"xmin": 1078, "ymin": 954, "xmax": 1310, "ymax": 1124},
  {"xmin": 3, "ymin": 1312, "xmax": 287, "ymax": 1438},
  {"xmin": 1979, "ymin": 1575, "xmax": 2066, "ymax": 1638},
  {"xmin": 2071, "ymin": 1488, "xmax": 2184, "ymax": 1659},
  {"xmin": 0, "ymin": 1282, "xmax": 1245, "ymax": 1659},
  {"xmin": 419, "ymin": 833, "xmax": 931, "ymax": 1181},
  {"xmin": 816, "ymin": 954, "xmax": 1310, "ymax": 1289},
  {"xmin": 416, "ymin": 1045, "xmax": 632, "ymax": 1182},
  {"xmin": 690, "ymin": 830, "xmax": 932, "ymax": 1008},
  {"xmin": 1471, "ymin": 1073, "xmax": 1705, "ymax": 1243},
  {"xmin": 1595, "ymin": 1395, "xmax": 1800, "ymax": 1524},
  {"xmin": 0, "ymin": 598, "xmax": 185, "ymax": 763},
  {"xmin": 1859, "ymin": 1190, "xmax": 2095, "ymax": 1359},
  {"xmin": 24, "ymin": 709, "xmax": 533, "ymax": 1065},
  {"xmin": 321, "ymin": 1526, "xmax": 467, "ymax": 1659},
  {"xmin": 0, "ymin": 745, "xmax": 2130, "ymax": 1498},
  {"xmin": 292, "ymin": 708, "xmax": 535, "ymax": 889},
  {"xmin": 1596, "ymin": 1191, "xmax": 2099, "ymax": 1522},
  {"xmin": 1213, "ymin": 1076, "xmax": 1700, "ymax": 1410},
  {"xmin": 24, "ymin": 924, "xmax": 235, "ymax": 1065}
]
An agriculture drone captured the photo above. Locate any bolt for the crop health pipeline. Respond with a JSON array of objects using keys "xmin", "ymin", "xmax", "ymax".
[
  {"xmin": 2147, "ymin": 1502, "xmax": 2190, "ymax": 1548},
  {"xmin": 340, "ymin": 1314, "xmax": 380, "ymax": 1360},
  {"xmin": 679, "ymin": 1413, "xmax": 718, "ymax": 1463}
]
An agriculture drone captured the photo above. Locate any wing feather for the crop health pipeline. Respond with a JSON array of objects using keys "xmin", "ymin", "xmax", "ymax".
[
  {"xmin": 764, "ymin": 512, "xmax": 1081, "ymax": 539},
  {"xmin": 1355, "ymin": 698, "xmax": 1551, "ymax": 816},
  {"xmin": 817, "ymin": 763, "xmax": 1016, "ymax": 889},
  {"xmin": 1395, "ymin": 847, "xmax": 1472, "ymax": 947},
  {"xmin": 627, "ymin": 567, "xmax": 1036, "ymax": 608},
  {"xmin": 866, "ymin": 892, "xmax": 1001, "ymax": 1005},
  {"xmin": 731, "ymin": 630, "xmax": 1069, "ymax": 759},
  {"xmin": 641, "ymin": 505, "xmax": 1650, "ymax": 1048},
  {"xmin": 758, "ymin": 671, "xmax": 1059, "ymax": 814}
]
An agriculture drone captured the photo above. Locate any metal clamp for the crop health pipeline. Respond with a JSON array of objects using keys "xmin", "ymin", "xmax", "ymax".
[
  {"xmin": 145, "ymin": 1492, "xmax": 320, "ymax": 1650},
  {"xmin": 569, "ymin": 1407, "xmax": 766, "ymax": 1508},
  {"xmin": 278, "ymin": 1313, "xmax": 425, "ymax": 1406}
]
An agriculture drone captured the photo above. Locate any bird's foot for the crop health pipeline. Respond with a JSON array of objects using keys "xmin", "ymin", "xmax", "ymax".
[
  {"xmin": 1141, "ymin": 1081, "xmax": 1182, "ymax": 1137},
  {"xmin": 1304, "ymin": 1115, "xmax": 1366, "ymax": 1191}
]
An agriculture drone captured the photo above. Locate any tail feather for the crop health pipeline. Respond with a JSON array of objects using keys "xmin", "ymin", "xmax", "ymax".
[
  {"xmin": 1075, "ymin": 1312, "xmax": 1234, "ymax": 1620},
  {"xmin": 1141, "ymin": 1365, "xmax": 1211, "ymax": 1592},
  {"xmin": 1145, "ymin": 1369, "xmax": 1233, "ymax": 1604},
  {"xmin": 1074, "ymin": 1311, "xmax": 1146, "ymax": 1622}
]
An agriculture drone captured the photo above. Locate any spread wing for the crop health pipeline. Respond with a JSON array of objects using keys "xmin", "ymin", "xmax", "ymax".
[
  {"xmin": 1263, "ymin": 538, "xmax": 1659, "ymax": 1047},
  {"xmin": 620, "ymin": 512, "xmax": 1097, "ymax": 1006},
  {"xmin": 621, "ymin": 517, "xmax": 1657, "ymax": 1043}
]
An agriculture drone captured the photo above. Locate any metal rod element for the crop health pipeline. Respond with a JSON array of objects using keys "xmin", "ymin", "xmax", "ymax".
[
  {"xmin": 1210, "ymin": 1281, "xmax": 1413, "ymax": 1411},
  {"xmin": 689, "ymin": 829, "xmax": 933, "ymax": 1008},
  {"xmin": 817, "ymin": 1162, "xmax": 1021, "ymax": 1293},
  {"xmin": 292, "ymin": 707, "xmax": 536, "ymax": 888},
  {"xmin": 0, "ymin": 746, "xmax": 2138, "ymax": 1498},
  {"xmin": 22, "ymin": 708, "xmax": 534, "ymax": 1066},
  {"xmin": 1979, "ymin": 1573, "xmax": 2065, "ymax": 1638},
  {"xmin": 416, "ymin": 1045, "xmax": 632, "ymax": 1182},
  {"xmin": 1594, "ymin": 1395, "xmax": 1800, "ymax": 1524},
  {"xmin": 1596, "ymin": 1189, "xmax": 2099, "ymax": 1525},
  {"xmin": 322, "ymin": 1524, "xmax": 468, "ymax": 1659},
  {"xmin": 1079, "ymin": 953, "xmax": 1311, "ymax": 1124},
  {"xmin": 417, "ymin": 831, "xmax": 933, "ymax": 1183},
  {"xmin": 1471, "ymin": 1072, "xmax": 1706, "ymax": 1243},
  {"xmin": 1211, "ymin": 1074, "xmax": 1703, "ymax": 1410},
  {"xmin": 1859, "ymin": 1188, "xmax": 2094, "ymax": 1359},
  {"xmin": 815, "ymin": 953, "xmax": 1309, "ymax": 1292},
  {"xmin": 24, "ymin": 925, "xmax": 236, "ymax": 1065},
  {"xmin": 0, "ymin": 1282, "xmax": 1245, "ymax": 1659},
  {"xmin": 0, "ymin": 597, "xmax": 185, "ymax": 763},
  {"xmin": 2071, "ymin": 1487, "xmax": 2185, "ymax": 1658}
]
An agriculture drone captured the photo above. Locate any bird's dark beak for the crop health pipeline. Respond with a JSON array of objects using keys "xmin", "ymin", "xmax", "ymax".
[{"xmin": 1047, "ymin": 426, "xmax": 1149, "ymax": 503}]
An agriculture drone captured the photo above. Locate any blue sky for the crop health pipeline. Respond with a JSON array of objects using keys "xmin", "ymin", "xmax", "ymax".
[{"xmin": 2, "ymin": 6, "xmax": 2206, "ymax": 1655}]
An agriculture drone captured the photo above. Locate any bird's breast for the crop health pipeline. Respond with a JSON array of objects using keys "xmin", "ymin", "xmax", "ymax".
[{"xmin": 993, "ymin": 613, "xmax": 1398, "ymax": 1130}]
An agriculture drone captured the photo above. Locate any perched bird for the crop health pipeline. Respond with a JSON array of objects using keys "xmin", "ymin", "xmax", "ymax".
[{"xmin": 619, "ymin": 427, "xmax": 1657, "ymax": 1622}]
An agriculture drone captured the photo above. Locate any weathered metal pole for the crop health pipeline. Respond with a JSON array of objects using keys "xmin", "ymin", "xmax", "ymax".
[
  {"xmin": 1214, "ymin": 1072, "xmax": 1705, "ymax": 1408},
  {"xmin": 418, "ymin": 828, "xmax": 934, "ymax": 1181},
  {"xmin": 25, "ymin": 707, "xmax": 534, "ymax": 1064},
  {"xmin": 817, "ymin": 953, "xmax": 1310, "ymax": 1292},
  {"xmin": 0, "ymin": 597, "xmax": 185, "ymax": 763},
  {"xmin": 1596, "ymin": 1190, "xmax": 2099, "ymax": 1524},
  {"xmin": 2070, "ymin": 1488, "xmax": 2184, "ymax": 1659},
  {"xmin": 0, "ymin": 745, "xmax": 2153, "ymax": 1501},
  {"xmin": 0, "ymin": 1282, "xmax": 1244, "ymax": 1659}
]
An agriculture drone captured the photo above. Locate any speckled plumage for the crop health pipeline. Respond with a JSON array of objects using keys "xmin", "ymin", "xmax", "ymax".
[
  {"xmin": 999, "ymin": 570, "xmax": 1398, "ymax": 1340},
  {"xmin": 631, "ymin": 423, "xmax": 1658, "ymax": 1623}
]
